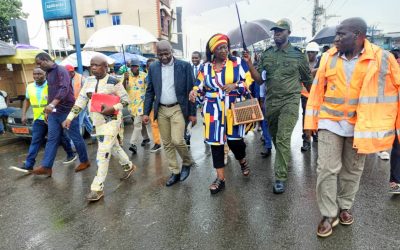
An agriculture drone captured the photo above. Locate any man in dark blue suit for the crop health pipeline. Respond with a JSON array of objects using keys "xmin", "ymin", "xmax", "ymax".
[{"xmin": 143, "ymin": 40, "xmax": 197, "ymax": 186}]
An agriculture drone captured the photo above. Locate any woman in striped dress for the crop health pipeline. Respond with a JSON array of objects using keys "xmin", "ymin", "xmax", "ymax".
[{"xmin": 189, "ymin": 33, "xmax": 253, "ymax": 194}]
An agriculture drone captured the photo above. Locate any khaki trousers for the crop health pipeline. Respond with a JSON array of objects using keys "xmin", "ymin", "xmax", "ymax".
[
  {"xmin": 316, "ymin": 129, "xmax": 366, "ymax": 217},
  {"xmin": 157, "ymin": 105, "xmax": 193, "ymax": 174}
]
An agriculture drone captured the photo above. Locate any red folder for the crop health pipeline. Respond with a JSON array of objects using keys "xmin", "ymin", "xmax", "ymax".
[{"xmin": 90, "ymin": 93, "xmax": 120, "ymax": 115}]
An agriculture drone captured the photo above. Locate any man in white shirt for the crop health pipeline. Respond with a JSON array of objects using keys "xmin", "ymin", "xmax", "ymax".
[
  {"xmin": 143, "ymin": 41, "xmax": 197, "ymax": 187},
  {"xmin": 0, "ymin": 90, "xmax": 18, "ymax": 134}
]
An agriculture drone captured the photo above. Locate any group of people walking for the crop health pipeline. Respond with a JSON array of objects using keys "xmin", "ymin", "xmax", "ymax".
[{"xmin": 10, "ymin": 16, "xmax": 400, "ymax": 238}]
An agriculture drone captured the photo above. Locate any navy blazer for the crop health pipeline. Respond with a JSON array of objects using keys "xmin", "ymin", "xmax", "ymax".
[{"xmin": 144, "ymin": 58, "xmax": 196, "ymax": 120}]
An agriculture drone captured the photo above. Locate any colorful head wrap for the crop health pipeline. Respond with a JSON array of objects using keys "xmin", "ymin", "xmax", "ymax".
[{"xmin": 208, "ymin": 34, "xmax": 229, "ymax": 54}]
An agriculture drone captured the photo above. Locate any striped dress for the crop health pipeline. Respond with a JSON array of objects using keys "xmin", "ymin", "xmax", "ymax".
[{"xmin": 194, "ymin": 57, "xmax": 253, "ymax": 145}]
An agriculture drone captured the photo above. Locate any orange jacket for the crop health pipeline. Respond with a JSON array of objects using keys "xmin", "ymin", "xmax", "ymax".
[
  {"xmin": 72, "ymin": 73, "xmax": 84, "ymax": 99},
  {"xmin": 305, "ymin": 39, "xmax": 400, "ymax": 153}
]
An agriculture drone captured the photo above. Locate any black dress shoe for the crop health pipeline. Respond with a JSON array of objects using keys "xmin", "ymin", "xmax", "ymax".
[
  {"xmin": 166, "ymin": 173, "xmax": 180, "ymax": 186},
  {"xmin": 261, "ymin": 148, "xmax": 272, "ymax": 158},
  {"xmin": 141, "ymin": 139, "xmax": 150, "ymax": 146},
  {"xmin": 180, "ymin": 165, "xmax": 191, "ymax": 181},
  {"xmin": 301, "ymin": 140, "xmax": 311, "ymax": 152}
]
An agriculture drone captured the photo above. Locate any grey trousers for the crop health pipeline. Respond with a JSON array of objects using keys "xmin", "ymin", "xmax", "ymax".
[{"xmin": 316, "ymin": 130, "xmax": 366, "ymax": 217}]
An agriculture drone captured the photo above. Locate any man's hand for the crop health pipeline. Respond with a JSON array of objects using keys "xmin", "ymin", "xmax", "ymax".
[
  {"xmin": 100, "ymin": 104, "xmax": 115, "ymax": 116},
  {"xmin": 142, "ymin": 115, "xmax": 150, "ymax": 124},
  {"xmin": 222, "ymin": 83, "xmax": 237, "ymax": 93},
  {"xmin": 62, "ymin": 119, "xmax": 72, "ymax": 129},
  {"xmin": 21, "ymin": 114, "xmax": 27, "ymax": 125},
  {"xmin": 189, "ymin": 115, "xmax": 197, "ymax": 127},
  {"xmin": 242, "ymin": 50, "xmax": 252, "ymax": 64},
  {"xmin": 189, "ymin": 90, "xmax": 197, "ymax": 103},
  {"xmin": 305, "ymin": 129, "xmax": 317, "ymax": 138},
  {"xmin": 44, "ymin": 104, "xmax": 54, "ymax": 114}
]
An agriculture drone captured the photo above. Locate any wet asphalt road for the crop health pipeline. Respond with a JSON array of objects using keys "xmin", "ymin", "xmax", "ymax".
[{"xmin": 1, "ymin": 113, "xmax": 400, "ymax": 249}]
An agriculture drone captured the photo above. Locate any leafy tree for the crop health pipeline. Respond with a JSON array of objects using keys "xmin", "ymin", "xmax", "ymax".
[{"xmin": 0, "ymin": 0, "xmax": 28, "ymax": 42}]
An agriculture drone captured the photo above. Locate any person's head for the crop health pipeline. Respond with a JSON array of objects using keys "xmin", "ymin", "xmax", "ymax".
[
  {"xmin": 306, "ymin": 42, "xmax": 320, "ymax": 61},
  {"xmin": 90, "ymin": 55, "xmax": 108, "ymax": 78},
  {"xmin": 270, "ymin": 19, "xmax": 291, "ymax": 46},
  {"xmin": 206, "ymin": 33, "xmax": 231, "ymax": 62},
  {"xmin": 191, "ymin": 51, "xmax": 201, "ymax": 66},
  {"xmin": 130, "ymin": 59, "xmax": 141, "ymax": 75},
  {"xmin": 231, "ymin": 50, "xmax": 238, "ymax": 57},
  {"xmin": 390, "ymin": 49, "xmax": 400, "ymax": 65},
  {"xmin": 65, "ymin": 64, "xmax": 76, "ymax": 78},
  {"xmin": 33, "ymin": 67, "xmax": 46, "ymax": 85},
  {"xmin": 146, "ymin": 58, "xmax": 156, "ymax": 69},
  {"xmin": 334, "ymin": 17, "xmax": 367, "ymax": 54},
  {"xmin": 322, "ymin": 45, "xmax": 330, "ymax": 53},
  {"xmin": 35, "ymin": 52, "xmax": 54, "ymax": 71},
  {"xmin": 156, "ymin": 40, "xmax": 173, "ymax": 65}
]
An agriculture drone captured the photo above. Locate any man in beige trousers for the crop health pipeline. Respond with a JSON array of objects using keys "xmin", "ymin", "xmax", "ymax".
[{"xmin": 143, "ymin": 40, "xmax": 197, "ymax": 186}]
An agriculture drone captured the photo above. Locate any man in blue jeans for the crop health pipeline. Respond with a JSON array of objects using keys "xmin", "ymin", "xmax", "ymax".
[
  {"xmin": 31, "ymin": 53, "xmax": 90, "ymax": 176},
  {"xmin": 14, "ymin": 68, "xmax": 77, "ymax": 171}
]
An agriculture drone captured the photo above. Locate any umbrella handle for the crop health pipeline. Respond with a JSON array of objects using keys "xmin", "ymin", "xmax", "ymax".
[{"xmin": 235, "ymin": 2, "xmax": 247, "ymax": 51}]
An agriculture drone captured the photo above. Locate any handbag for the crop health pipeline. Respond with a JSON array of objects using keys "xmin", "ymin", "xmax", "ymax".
[{"xmin": 231, "ymin": 86, "xmax": 264, "ymax": 125}]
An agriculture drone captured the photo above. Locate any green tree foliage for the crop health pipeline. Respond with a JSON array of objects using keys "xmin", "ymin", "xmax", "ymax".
[{"xmin": 0, "ymin": 0, "xmax": 28, "ymax": 42}]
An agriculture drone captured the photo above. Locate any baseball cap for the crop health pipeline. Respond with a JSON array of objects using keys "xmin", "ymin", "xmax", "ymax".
[
  {"xmin": 130, "ymin": 59, "xmax": 141, "ymax": 67},
  {"xmin": 270, "ymin": 19, "xmax": 291, "ymax": 31},
  {"xmin": 65, "ymin": 64, "xmax": 75, "ymax": 72}
]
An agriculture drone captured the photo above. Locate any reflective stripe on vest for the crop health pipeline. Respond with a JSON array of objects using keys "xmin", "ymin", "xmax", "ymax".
[
  {"xmin": 354, "ymin": 129, "xmax": 395, "ymax": 139},
  {"xmin": 27, "ymin": 83, "xmax": 48, "ymax": 120}
]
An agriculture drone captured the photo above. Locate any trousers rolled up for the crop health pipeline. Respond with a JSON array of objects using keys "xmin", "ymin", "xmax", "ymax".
[
  {"xmin": 129, "ymin": 115, "xmax": 150, "ymax": 145},
  {"xmin": 266, "ymin": 102, "xmax": 299, "ymax": 181},
  {"xmin": 157, "ymin": 105, "xmax": 193, "ymax": 174},
  {"xmin": 91, "ymin": 134, "xmax": 132, "ymax": 191},
  {"xmin": 316, "ymin": 129, "xmax": 366, "ymax": 217}
]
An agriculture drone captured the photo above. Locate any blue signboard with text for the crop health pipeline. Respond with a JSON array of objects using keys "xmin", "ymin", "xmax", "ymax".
[{"xmin": 42, "ymin": 0, "xmax": 72, "ymax": 21}]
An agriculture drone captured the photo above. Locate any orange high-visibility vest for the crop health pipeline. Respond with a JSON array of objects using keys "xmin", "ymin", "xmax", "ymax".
[
  {"xmin": 305, "ymin": 39, "xmax": 400, "ymax": 153},
  {"xmin": 72, "ymin": 73, "xmax": 84, "ymax": 99}
]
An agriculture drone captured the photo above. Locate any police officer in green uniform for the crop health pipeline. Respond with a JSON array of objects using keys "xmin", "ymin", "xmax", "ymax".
[{"xmin": 244, "ymin": 19, "xmax": 312, "ymax": 194}]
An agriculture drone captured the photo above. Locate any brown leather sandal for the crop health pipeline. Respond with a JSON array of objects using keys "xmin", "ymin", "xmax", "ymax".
[
  {"xmin": 239, "ymin": 159, "xmax": 250, "ymax": 176},
  {"xmin": 209, "ymin": 178, "xmax": 225, "ymax": 194}
]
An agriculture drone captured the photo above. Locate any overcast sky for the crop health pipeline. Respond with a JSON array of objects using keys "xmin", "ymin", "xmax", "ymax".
[
  {"xmin": 22, "ymin": 0, "xmax": 399, "ymax": 56},
  {"xmin": 179, "ymin": 0, "xmax": 399, "ymax": 54}
]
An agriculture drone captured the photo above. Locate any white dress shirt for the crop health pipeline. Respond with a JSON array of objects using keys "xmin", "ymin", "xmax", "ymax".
[{"xmin": 160, "ymin": 58, "xmax": 178, "ymax": 105}]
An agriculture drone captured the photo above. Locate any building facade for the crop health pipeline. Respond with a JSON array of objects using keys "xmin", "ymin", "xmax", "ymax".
[{"xmin": 68, "ymin": 0, "xmax": 181, "ymax": 56}]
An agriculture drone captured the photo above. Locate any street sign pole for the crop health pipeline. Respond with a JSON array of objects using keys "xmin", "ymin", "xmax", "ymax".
[{"xmin": 70, "ymin": 0, "xmax": 83, "ymax": 74}]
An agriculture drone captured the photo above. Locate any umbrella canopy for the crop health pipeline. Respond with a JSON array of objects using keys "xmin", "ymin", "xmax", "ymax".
[
  {"xmin": 60, "ymin": 51, "xmax": 115, "ymax": 67},
  {"xmin": 228, "ymin": 19, "xmax": 275, "ymax": 49},
  {"xmin": 0, "ymin": 47, "xmax": 46, "ymax": 64},
  {"xmin": 0, "ymin": 41, "xmax": 16, "ymax": 56},
  {"xmin": 109, "ymin": 52, "xmax": 148, "ymax": 65},
  {"xmin": 311, "ymin": 26, "xmax": 337, "ymax": 44},
  {"xmin": 83, "ymin": 25, "xmax": 158, "ymax": 50}
]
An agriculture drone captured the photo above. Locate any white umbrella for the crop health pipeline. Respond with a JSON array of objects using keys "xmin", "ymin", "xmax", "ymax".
[
  {"xmin": 60, "ymin": 51, "xmax": 115, "ymax": 67},
  {"xmin": 83, "ymin": 25, "xmax": 158, "ymax": 50}
]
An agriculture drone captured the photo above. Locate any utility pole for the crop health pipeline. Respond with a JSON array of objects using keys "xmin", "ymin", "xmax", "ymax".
[{"xmin": 311, "ymin": 0, "xmax": 324, "ymax": 36}]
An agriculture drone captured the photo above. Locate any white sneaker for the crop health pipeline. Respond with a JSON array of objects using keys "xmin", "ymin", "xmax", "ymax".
[{"xmin": 377, "ymin": 151, "xmax": 390, "ymax": 160}]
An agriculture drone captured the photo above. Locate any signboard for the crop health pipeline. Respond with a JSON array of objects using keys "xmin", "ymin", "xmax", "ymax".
[{"xmin": 42, "ymin": 0, "xmax": 72, "ymax": 21}]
